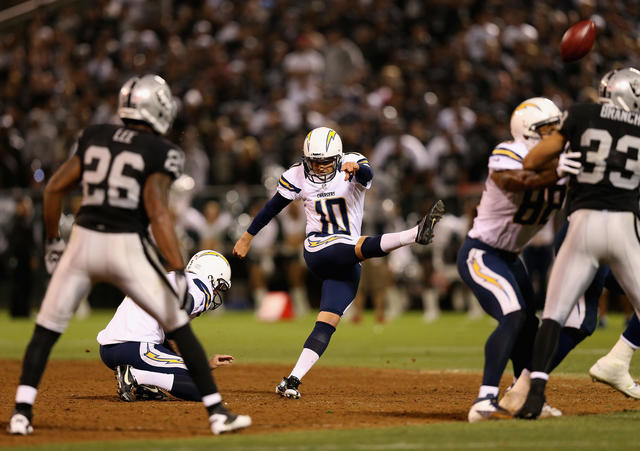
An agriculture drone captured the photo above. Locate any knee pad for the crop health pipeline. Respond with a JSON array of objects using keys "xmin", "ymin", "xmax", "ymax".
[{"xmin": 303, "ymin": 321, "xmax": 336, "ymax": 357}]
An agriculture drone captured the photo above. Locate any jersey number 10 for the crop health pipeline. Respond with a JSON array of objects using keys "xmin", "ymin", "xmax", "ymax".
[{"xmin": 315, "ymin": 197, "xmax": 351, "ymax": 235}]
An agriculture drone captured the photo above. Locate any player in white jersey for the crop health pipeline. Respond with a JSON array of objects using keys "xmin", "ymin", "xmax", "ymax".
[
  {"xmin": 233, "ymin": 126, "xmax": 444, "ymax": 399},
  {"xmin": 457, "ymin": 97, "xmax": 583, "ymax": 422},
  {"xmin": 98, "ymin": 250, "xmax": 235, "ymax": 402}
]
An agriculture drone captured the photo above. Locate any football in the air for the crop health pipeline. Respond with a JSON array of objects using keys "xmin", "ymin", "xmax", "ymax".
[{"xmin": 560, "ymin": 19, "xmax": 596, "ymax": 62}]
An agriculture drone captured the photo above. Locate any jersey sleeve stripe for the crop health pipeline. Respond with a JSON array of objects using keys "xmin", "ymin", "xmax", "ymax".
[
  {"xmin": 357, "ymin": 158, "xmax": 370, "ymax": 165},
  {"xmin": 279, "ymin": 175, "xmax": 301, "ymax": 193},
  {"xmin": 491, "ymin": 148, "xmax": 523, "ymax": 162}
]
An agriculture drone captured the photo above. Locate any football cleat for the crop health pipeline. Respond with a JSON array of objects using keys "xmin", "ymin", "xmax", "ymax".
[
  {"xmin": 7, "ymin": 412, "xmax": 33, "ymax": 435},
  {"xmin": 275, "ymin": 375, "xmax": 301, "ymax": 399},
  {"xmin": 468, "ymin": 395, "xmax": 512, "ymax": 423},
  {"xmin": 135, "ymin": 384, "xmax": 168, "ymax": 401},
  {"xmin": 589, "ymin": 356, "xmax": 640, "ymax": 399},
  {"xmin": 416, "ymin": 200, "xmax": 445, "ymax": 245},
  {"xmin": 115, "ymin": 365, "xmax": 137, "ymax": 402},
  {"xmin": 515, "ymin": 379, "xmax": 546, "ymax": 420},
  {"xmin": 209, "ymin": 404, "xmax": 251, "ymax": 435}
]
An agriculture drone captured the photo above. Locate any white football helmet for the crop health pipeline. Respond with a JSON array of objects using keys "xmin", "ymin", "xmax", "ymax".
[
  {"xmin": 118, "ymin": 74, "xmax": 177, "ymax": 135},
  {"xmin": 510, "ymin": 97, "xmax": 562, "ymax": 145},
  {"xmin": 185, "ymin": 250, "xmax": 231, "ymax": 312},
  {"xmin": 598, "ymin": 67, "xmax": 640, "ymax": 112},
  {"xmin": 302, "ymin": 127, "xmax": 343, "ymax": 183}
]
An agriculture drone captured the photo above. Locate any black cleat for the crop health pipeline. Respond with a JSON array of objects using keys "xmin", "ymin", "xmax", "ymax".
[
  {"xmin": 115, "ymin": 365, "xmax": 137, "ymax": 402},
  {"xmin": 515, "ymin": 379, "xmax": 546, "ymax": 420},
  {"xmin": 135, "ymin": 384, "xmax": 168, "ymax": 401},
  {"xmin": 416, "ymin": 200, "xmax": 445, "ymax": 245},
  {"xmin": 275, "ymin": 375, "xmax": 301, "ymax": 399}
]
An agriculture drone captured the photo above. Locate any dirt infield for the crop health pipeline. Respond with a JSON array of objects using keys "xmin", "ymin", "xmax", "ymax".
[{"xmin": 1, "ymin": 359, "xmax": 638, "ymax": 446}]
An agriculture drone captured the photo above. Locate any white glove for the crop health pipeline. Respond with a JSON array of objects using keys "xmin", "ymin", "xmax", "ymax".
[
  {"xmin": 556, "ymin": 151, "xmax": 582, "ymax": 177},
  {"xmin": 44, "ymin": 237, "xmax": 66, "ymax": 274}
]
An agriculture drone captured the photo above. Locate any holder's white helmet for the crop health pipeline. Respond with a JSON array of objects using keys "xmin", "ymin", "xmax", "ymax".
[
  {"xmin": 510, "ymin": 97, "xmax": 562, "ymax": 145},
  {"xmin": 118, "ymin": 74, "xmax": 177, "ymax": 135},
  {"xmin": 598, "ymin": 67, "xmax": 640, "ymax": 112},
  {"xmin": 302, "ymin": 127, "xmax": 343, "ymax": 183},
  {"xmin": 185, "ymin": 250, "xmax": 231, "ymax": 312}
]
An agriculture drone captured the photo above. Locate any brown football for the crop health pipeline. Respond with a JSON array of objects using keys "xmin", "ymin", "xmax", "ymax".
[{"xmin": 560, "ymin": 19, "xmax": 596, "ymax": 62}]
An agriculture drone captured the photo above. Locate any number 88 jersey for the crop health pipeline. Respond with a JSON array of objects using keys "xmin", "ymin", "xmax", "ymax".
[
  {"xmin": 468, "ymin": 140, "xmax": 566, "ymax": 253},
  {"xmin": 276, "ymin": 152, "xmax": 371, "ymax": 240},
  {"xmin": 74, "ymin": 124, "xmax": 184, "ymax": 234}
]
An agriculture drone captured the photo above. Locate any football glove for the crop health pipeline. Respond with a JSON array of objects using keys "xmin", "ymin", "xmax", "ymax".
[
  {"xmin": 556, "ymin": 151, "xmax": 582, "ymax": 177},
  {"xmin": 44, "ymin": 237, "xmax": 66, "ymax": 274}
]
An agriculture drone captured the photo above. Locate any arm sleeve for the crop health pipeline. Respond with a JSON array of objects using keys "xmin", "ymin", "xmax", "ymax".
[
  {"xmin": 247, "ymin": 192, "xmax": 292, "ymax": 236},
  {"xmin": 355, "ymin": 164, "xmax": 373, "ymax": 185}
]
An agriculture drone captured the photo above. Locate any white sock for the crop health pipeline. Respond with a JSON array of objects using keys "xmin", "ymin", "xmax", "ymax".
[
  {"xmin": 607, "ymin": 336, "xmax": 636, "ymax": 366},
  {"xmin": 290, "ymin": 348, "xmax": 320, "ymax": 380},
  {"xmin": 478, "ymin": 385, "xmax": 499, "ymax": 398},
  {"xmin": 380, "ymin": 226, "xmax": 418, "ymax": 252},
  {"xmin": 130, "ymin": 368, "xmax": 175, "ymax": 391},
  {"xmin": 15, "ymin": 385, "xmax": 37, "ymax": 405}
]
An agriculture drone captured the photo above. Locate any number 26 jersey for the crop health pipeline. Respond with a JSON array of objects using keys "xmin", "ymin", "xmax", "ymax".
[
  {"xmin": 468, "ymin": 140, "xmax": 566, "ymax": 253},
  {"xmin": 276, "ymin": 152, "xmax": 371, "ymax": 240},
  {"xmin": 74, "ymin": 124, "xmax": 184, "ymax": 234}
]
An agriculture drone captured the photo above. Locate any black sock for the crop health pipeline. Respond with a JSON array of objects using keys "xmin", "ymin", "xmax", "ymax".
[
  {"xmin": 482, "ymin": 311, "xmax": 525, "ymax": 386},
  {"xmin": 510, "ymin": 313, "xmax": 539, "ymax": 376},
  {"xmin": 18, "ymin": 324, "xmax": 61, "ymax": 388},
  {"xmin": 531, "ymin": 319, "xmax": 562, "ymax": 373},
  {"xmin": 360, "ymin": 236, "xmax": 388, "ymax": 259},
  {"xmin": 167, "ymin": 324, "xmax": 218, "ymax": 413},
  {"xmin": 549, "ymin": 326, "xmax": 589, "ymax": 372}
]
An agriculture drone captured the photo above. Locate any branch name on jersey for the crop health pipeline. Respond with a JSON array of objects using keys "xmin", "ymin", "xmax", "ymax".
[
  {"xmin": 276, "ymin": 152, "xmax": 371, "ymax": 240},
  {"xmin": 468, "ymin": 140, "xmax": 565, "ymax": 253},
  {"xmin": 97, "ymin": 273, "xmax": 210, "ymax": 345}
]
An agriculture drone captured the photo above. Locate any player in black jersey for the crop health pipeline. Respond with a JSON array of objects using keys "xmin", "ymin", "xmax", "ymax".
[
  {"xmin": 515, "ymin": 67, "xmax": 640, "ymax": 419},
  {"xmin": 8, "ymin": 74, "xmax": 250, "ymax": 436}
]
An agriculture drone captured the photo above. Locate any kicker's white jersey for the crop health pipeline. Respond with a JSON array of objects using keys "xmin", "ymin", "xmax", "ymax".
[
  {"xmin": 97, "ymin": 272, "xmax": 211, "ymax": 345},
  {"xmin": 468, "ymin": 140, "xmax": 566, "ymax": 253},
  {"xmin": 277, "ymin": 152, "xmax": 371, "ymax": 240}
]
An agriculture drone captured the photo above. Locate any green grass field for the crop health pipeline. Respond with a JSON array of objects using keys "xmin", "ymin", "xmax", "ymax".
[{"xmin": 2, "ymin": 310, "xmax": 639, "ymax": 450}]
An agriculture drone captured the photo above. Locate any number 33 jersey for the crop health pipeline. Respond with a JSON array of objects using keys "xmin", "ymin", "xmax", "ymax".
[
  {"xmin": 468, "ymin": 140, "xmax": 566, "ymax": 253},
  {"xmin": 74, "ymin": 124, "xmax": 185, "ymax": 233},
  {"xmin": 276, "ymin": 152, "xmax": 371, "ymax": 240},
  {"xmin": 560, "ymin": 103, "xmax": 640, "ymax": 216}
]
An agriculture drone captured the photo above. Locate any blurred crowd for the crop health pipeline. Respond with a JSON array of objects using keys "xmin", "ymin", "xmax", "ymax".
[{"xmin": 1, "ymin": 0, "xmax": 640, "ymax": 318}]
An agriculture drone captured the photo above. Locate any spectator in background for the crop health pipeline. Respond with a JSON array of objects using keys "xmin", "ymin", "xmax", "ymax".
[{"xmin": 8, "ymin": 196, "xmax": 36, "ymax": 318}]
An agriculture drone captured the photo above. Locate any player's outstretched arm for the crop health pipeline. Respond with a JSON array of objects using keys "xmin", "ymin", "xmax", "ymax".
[
  {"xmin": 144, "ymin": 172, "xmax": 185, "ymax": 272},
  {"xmin": 522, "ymin": 131, "xmax": 566, "ymax": 170},
  {"xmin": 43, "ymin": 155, "xmax": 82, "ymax": 240},
  {"xmin": 342, "ymin": 161, "xmax": 360, "ymax": 181},
  {"xmin": 234, "ymin": 192, "xmax": 293, "ymax": 258},
  {"xmin": 491, "ymin": 167, "xmax": 559, "ymax": 192}
]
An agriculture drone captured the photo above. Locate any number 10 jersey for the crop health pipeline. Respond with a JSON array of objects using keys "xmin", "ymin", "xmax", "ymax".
[
  {"xmin": 276, "ymin": 152, "xmax": 371, "ymax": 240},
  {"xmin": 74, "ymin": 124, "xmax": 184, "ymax": 234},
  {"xmin": 468, "ymin": 140, "xmax": 566, "ymax": 253}
]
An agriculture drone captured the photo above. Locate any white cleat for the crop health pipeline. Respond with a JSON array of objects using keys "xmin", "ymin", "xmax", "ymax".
[
  {"xmin": 589, "ymin": 357, "xmax": 640, "ymax": 399},
  {"xmin": 7, "ymin": 413, "xmax": 33, "ymax": 435},
  {"xmin": 210, "ymin": 412, "xmax": 252, "ymax": 435},
  {"xmin": 539, "ymin": 403, "xmax": 562, "ymax": 418},
  {"xmin": 468, "ymin": 396, "xmax": 512, "ymax": 423}
]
